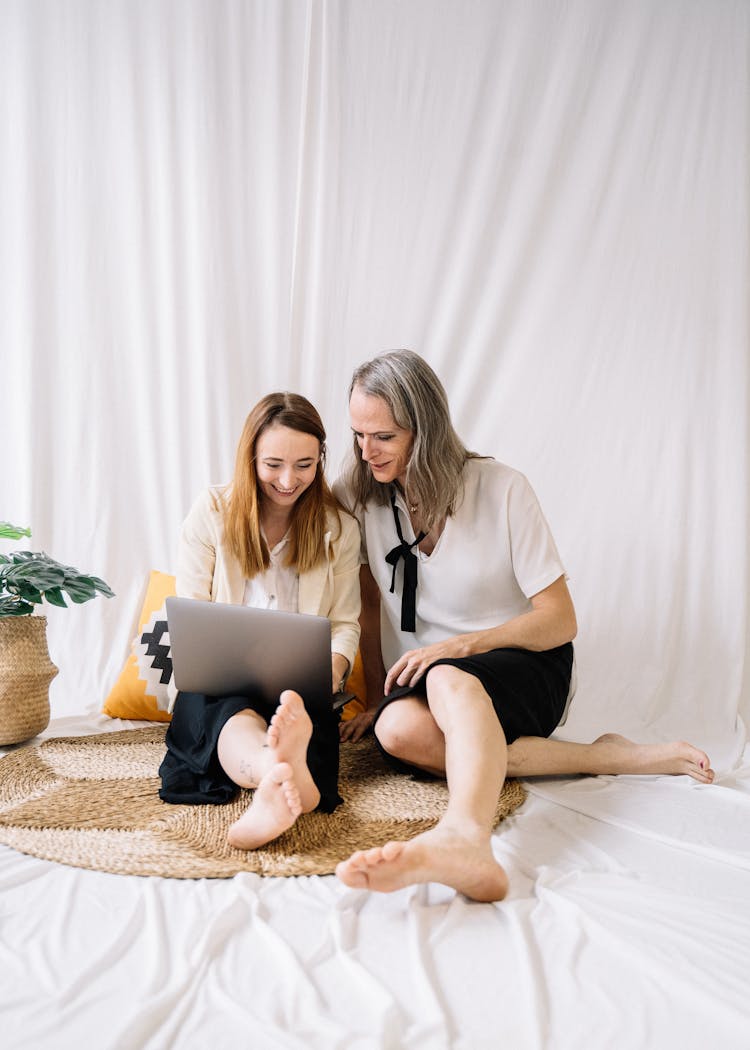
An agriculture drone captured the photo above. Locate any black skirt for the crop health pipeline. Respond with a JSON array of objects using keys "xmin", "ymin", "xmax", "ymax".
[
  {"xmin": 159, "ymin": 690, "xmax": 342, "ymax": 812},
  {"xmin": 373, "ymin": 643, "xmax": 574, "ymax": 773}
]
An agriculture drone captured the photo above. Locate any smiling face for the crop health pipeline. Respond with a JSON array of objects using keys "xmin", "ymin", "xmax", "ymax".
[
  {"xmin": 254, "ymin": 424, "xmax": 320, "ymax": 511},
  {"xmin": 349, "ymin": 385, "xmax": 414, "ymax": 488}
]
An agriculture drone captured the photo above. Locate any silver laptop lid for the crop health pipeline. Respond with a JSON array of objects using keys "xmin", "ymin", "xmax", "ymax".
[{"xmin": 166, "ymin": 596, "xmax": 333, "ymax": 711}]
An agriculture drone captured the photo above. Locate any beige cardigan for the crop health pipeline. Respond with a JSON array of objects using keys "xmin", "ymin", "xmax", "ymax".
[{"xmin": 176, "ymin": 487, "xmax": 361, "ymax": 672}]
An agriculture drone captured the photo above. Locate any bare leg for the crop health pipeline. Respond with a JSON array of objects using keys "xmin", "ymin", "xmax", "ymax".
[
  {"xmin": 336, "ymin": 666, "xmax": 509, "ymax": 902},
  {"xmin": 217, "ymin": 708, "xmax": 272, "ymax": 788},
  {"xmin": 507, "ymin": 735, "xmax": 714, "ymax": 783},
  {"xmin": 357, "ymin": 701, "xmax": 715, "ymax": 785},
  {"xmin": 218, "ymin": 691, "xmax": 321, "ymax": 850},
  {"xmin": 368, "ymin": 695, "xmax": 447, "ymax": 774}
]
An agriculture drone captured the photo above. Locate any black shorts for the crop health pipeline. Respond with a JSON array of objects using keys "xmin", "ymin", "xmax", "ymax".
[
  {"xmin": 373, "ymin": 643, "xmax": 574, "ymax": 774},
  {"xmin": 158, "ymin": 690, "xmax": 342, "ymax": 812}
]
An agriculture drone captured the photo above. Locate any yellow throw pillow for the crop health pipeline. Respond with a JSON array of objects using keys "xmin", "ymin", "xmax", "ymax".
[
  {"xmin": 341, "ymin": 648, "xmax": 367, "ymax": 721},
  {"xmin": 102, "ymin": 570, "xmax": 176, "ymax": 722},
  {"xmin": 103, "ymin": 569, "xmax": 369, "ymax": 723}
]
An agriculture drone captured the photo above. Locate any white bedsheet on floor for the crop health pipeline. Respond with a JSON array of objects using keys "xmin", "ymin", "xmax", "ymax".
[{"xmin": 2, "ymin": 716, "xmax": 749, "ymax": 1050}]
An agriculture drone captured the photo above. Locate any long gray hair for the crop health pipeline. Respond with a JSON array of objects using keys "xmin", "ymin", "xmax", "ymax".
[{"xmin": 344, "ymin": 350, "xmax": 475, "ymax": 529}]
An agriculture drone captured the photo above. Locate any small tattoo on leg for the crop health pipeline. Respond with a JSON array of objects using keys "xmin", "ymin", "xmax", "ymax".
[{"xmin": 239, "ymin": 759, "xmax": 256, "ymax": 782}]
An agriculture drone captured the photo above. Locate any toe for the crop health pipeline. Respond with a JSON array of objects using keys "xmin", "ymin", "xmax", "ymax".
[
  {"xmin": 381, "ymin": 840, "xmax": 404, "ymax": 862},
  {"xmin": 363, "ymin": 847, "xmax": 387, "ymax": 865},
  {"xmin": 283, "ymin": 785, "xmax": 302, "ymax": 815}
]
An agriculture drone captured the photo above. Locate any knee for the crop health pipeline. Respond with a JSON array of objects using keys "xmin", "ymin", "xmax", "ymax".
[
  {"xmin": 424, "ymin": 664, "xmax": 482, "ymax": 711},
  {"xmin": 374, "ymin": 706, "xmax": 416, "ymax": 759},
  {"xmin": 424, "ymin": 664, "xmax": 466, "ymax": 695},
  {"xmin": 425, "ymin": 664, "xmax": 493, "ymax": 722}
]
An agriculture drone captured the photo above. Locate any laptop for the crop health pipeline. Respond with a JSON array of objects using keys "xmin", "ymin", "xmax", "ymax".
[{"xmin": 165, "ymin": 596, "xmax": 353, "ymax": 713}]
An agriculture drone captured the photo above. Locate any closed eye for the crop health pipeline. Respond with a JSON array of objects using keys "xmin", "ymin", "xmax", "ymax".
[
  {"xmin": 352, "ymin": 431, "xmax": 395, "ymax": 441},
  {"xmin": 262, "ymin": 459, "xmax": 316, "ymax": 468}
]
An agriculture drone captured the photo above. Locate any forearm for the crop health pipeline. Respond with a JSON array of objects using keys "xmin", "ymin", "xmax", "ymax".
[
  {"xmin": 331, "ymin": 646, "xmax": 348, "ymax": 680},
  {"xmin": 384, "ymin": 576, "xmax": 578, "ymax": 693},
  {"xmin": 459, "ymin": 603, "xmax": 577, "ymax": 656},
  {"xmin": 326, "ymin": 517, "xmax": 362, "ymax": 673}
]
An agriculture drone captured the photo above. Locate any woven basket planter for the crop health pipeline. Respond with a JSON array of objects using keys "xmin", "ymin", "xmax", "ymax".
[{"xmin": 0, "ymin": 616, "xmax": 57, "ymax": 746}]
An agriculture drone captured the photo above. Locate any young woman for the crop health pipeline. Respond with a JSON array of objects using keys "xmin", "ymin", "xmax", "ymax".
[
  {"xmin": 334, "ymin": 350, "xmax": 713, "ymax": 902},
  {"xmin": 159, "ymin": 393, "xmax": 360, "ymax": 850}
]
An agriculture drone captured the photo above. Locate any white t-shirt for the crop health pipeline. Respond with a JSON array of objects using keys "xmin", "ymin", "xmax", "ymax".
[{"xmin": 343, "ymin": 458, "xmax": 566, "ymax": 670}]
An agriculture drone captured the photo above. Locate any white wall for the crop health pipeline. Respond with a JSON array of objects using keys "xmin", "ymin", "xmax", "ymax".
[{"xmin": 1, "ymin": 0, "xmax": 747, "ymax": 769}]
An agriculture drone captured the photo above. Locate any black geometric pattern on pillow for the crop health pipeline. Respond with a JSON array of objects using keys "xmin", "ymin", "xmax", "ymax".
[
  {"xmin": 132, "ymin": 604, "xmax": 175, "ymax": 712},
  {"xmin": 140, "ymin": 618, "xmax": 172, "ymax": 684}
]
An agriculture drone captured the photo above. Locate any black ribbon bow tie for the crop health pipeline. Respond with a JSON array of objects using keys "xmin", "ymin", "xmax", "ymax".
[{"xmin": 385, "ymin": 491, "xmax": 426, "ymax": 633}]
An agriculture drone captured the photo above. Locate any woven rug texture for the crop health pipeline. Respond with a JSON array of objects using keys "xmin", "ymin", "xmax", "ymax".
[{"xmin": 0, "ymin": 726, "xmax": 526, "ymax": 878}]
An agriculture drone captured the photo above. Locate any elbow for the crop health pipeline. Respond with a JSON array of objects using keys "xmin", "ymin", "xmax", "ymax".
[
  {"xmin": 541, "ymin": 608, "xmax": 576, "ymax": 651},
  {"xmin": 559, "ymin": 587, "xmax": 578, "ymax": 645}
]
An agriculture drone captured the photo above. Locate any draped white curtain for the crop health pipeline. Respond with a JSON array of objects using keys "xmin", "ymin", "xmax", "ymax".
[{"xmin": 1, "ymin": 0, "xmax": 748, "ymax": 771}]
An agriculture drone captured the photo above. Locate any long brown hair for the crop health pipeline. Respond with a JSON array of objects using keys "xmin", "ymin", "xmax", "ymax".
[
  {"xmin": 224, "ymin": 392, "xmax": 341, "ymax": 576},
  {"xmin": 344, "ymin": 350, "xmax": 475, "ymax": 529}
]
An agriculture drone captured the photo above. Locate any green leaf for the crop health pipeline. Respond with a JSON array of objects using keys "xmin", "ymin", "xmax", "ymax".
[
  {"xmin": 0, "ymin": 539, "xmax": 114, "ymax": 613},
  {"xmin": 12, "ymin": 581, "xmax": 43, "ymax": 604},
  {"xmin": 42, "ymin": 587, "xmax": 68, "ymax": 608},
  {"xmin": 64, "ymin": 578, "xmax": 96, "ymax": 603},
  {"xmin": 5, "ymin": 561, "xmax": 65, "ymax": 588},
  {"xmin": 0, "ymin": 522, "xmax": 32, "ymax": 540},
  {"xmin": 88, "ymin": 575, "xmax": 116, "ymax": 598},
  {"xmin": 0, "ymin": 595, "xmax": 35, "ymax": 615}
]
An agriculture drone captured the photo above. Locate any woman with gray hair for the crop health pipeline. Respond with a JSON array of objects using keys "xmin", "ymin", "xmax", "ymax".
[{"xmin": 334, "ymin": 349, "xmax": 713, "ymax": 902}]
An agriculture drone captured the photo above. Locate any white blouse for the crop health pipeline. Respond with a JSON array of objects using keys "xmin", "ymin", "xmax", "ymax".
[
  {"xmin": 341, "ymin": 458, "xmax": 567, "ymax": 671},
  {"xmin": 242, "ymin": 534, "xmax": 300, "ymax": 613}
]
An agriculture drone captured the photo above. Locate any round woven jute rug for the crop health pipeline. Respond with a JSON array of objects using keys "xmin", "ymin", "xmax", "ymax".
[{"xmin": 0, "ymin": 726, "xmax": 526, "ymax": 879}]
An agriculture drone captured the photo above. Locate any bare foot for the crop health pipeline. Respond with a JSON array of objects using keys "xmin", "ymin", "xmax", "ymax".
[
  {"xmin": 227, "ymin": 762, "xmax": 302, "ymax": 850},
  {"xmin": 594, "ymin": 734, "xmax": 715, "ymax": 783},
  {"xmin": 335, "ymin": 825, "xmax": 509, "ymax": 903},
  {"xmin": 266, "ymin": 690, "xmax": 320, "ymax": 811}
]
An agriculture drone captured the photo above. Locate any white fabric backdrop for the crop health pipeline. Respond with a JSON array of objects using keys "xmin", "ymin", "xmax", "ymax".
[{"xmin": 1, "ymin": 0, "xmax": 748, "ymax": 772}]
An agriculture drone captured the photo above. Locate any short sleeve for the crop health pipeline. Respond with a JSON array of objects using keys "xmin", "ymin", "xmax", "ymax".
[{"xmin": 506, "ymin": 473, "xmax": 566, "ymax": 598}]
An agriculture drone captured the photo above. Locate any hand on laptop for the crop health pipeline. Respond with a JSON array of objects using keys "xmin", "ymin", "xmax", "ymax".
[{"xmin": 332, "ymin": 653, "xmax": 350, "ymax": 697}]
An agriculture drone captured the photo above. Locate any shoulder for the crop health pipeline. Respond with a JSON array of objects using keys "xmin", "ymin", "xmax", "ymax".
[
  {"xmin": 460, "ymin": 457, "xmax": 530, "ymax": 500},
  {"xmin": 325, "ymin": 505, "xmax": 359, "ymax": 546},
  {"xmin": 183, "ymin": 485, "xmax": 229, "ymax": 530},
  {"xmin": 188, "ymin": 484, "xmax": 229, "ymax": 509},
  {"xmin": 464, "ymin": 456, "xmax": 523, "ymax": 482},
  {"xmin": 455, "ymin": 460, "xmax": 544, "ymax": 532},
  {"xmin": 331, "ymin": 476, "xmax": 356, "ymax": 515}
]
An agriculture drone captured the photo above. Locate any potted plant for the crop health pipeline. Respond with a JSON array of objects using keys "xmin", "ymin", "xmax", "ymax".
[{"xmin": 0, "ymin": 521, "xmax": 114, "ymax": 745}]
